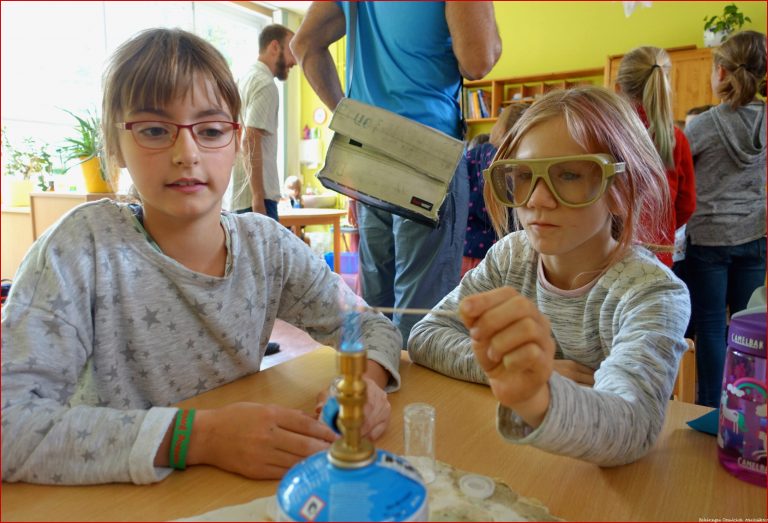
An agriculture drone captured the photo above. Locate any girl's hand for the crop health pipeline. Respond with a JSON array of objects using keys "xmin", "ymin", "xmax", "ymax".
[
  {"xmin": 359, "ymin": 376, "xmax": 391, "ymax": 440},
  {"xmin": 187, "ymin": 402, "xmax": 338, "ymax": 479},
  {"xmin": 553, "ymin": 360, "xmax": 595, "ymax": 386},
  {"xmin": 314, "ymin": 377, "xmax": 391, "ymax": 441},
  {"xmin": 460, "ymin": 287, "xmax": 555, "ymax": 426}
]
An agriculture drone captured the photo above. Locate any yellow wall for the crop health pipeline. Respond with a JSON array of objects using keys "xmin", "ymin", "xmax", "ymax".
[
  {"xmin": 297, "ymin": 1, "xmax": 767, "ymax": 185},
  {"xmin": 489, "ymin": 1, "xmax": 766, "ymax": 77},
  {"xmin": 299, "ymin": 39, "xmax": 346, "ymax": 196}
]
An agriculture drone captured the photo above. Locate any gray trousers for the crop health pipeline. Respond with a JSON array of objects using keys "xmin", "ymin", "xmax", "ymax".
[{"xmin": 357, "ymin": 156, "xmax": 469, "ymax": 346}]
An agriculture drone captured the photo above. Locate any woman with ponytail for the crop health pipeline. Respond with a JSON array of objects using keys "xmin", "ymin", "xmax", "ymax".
[{"xmin": 617, "ymin": 46, "xmax": 696, "ymax": 268}]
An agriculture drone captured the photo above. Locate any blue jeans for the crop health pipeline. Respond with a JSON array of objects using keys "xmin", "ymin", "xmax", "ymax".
[
  {"xmin": 685, "ymin": 237, "xmax": 766, "ymax": 407},
  {"xmin": 235, "ymin": 199, "xmax": 279, "ymax": 221},
  {"xmin": 671, "ymin": 259, "xmax": 696, "ymax": 339},
  {"xmin": 357, "ymin": 156, "xmax": 469, "ymax": 347}
]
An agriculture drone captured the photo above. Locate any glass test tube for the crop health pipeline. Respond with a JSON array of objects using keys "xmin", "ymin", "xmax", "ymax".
[{"xmin": 403, "ymin": 402, "xmax": 436, "ymax": 484}]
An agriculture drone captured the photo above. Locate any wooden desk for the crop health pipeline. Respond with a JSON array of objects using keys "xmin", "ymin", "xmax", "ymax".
[
  {"xmin": 2, "ymin": 348, "xmax": 765, "ymax": 522},
  {"xmin": 278, "ymin": 208, "xmax": 347, "ymax": 273}
]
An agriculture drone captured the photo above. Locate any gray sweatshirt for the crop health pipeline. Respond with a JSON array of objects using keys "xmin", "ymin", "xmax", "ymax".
[
  {"xmin": 1, "ymin": 200, "xmax": 402, "ymax": 485},
  {"xmin": 684, "ymin": 101, "xmax": 766, "ymax": 246},
  {"xmin": 408, "ymin": 231, "xmax": 690, "ymax": 466}
]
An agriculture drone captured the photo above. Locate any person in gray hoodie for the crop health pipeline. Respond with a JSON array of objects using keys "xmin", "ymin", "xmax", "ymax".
[{"xmin": 684, "ymin": 30, "xmax": 766, "ymax": 407}]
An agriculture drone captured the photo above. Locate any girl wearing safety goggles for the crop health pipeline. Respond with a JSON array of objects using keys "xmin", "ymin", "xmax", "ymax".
[{"xmin": 408, "ymin": 85, "xmax": 690, "ymax": 466}]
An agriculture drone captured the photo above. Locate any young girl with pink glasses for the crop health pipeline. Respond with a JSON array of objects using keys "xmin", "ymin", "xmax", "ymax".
[{"xmin": 2, "ymin": 28, "xmax": 401, "ymax": 485}]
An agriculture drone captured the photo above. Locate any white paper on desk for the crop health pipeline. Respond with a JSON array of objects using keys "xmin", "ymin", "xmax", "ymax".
[
  {"xmin": 172, "ymin": 460, "xmax": 562, "ymax": 522},
  {"xmin": 174, "ymin": 495, "xmax": 277, "ymax": 521},
  {"xmin": 317, "ymin": 98, "xmax": 464, "ymax": 227}
]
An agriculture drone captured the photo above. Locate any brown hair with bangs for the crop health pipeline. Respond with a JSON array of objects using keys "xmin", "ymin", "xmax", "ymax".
[
  {"xmin": 101, "ymin": 28, "xmax": 241, "ymax": 182},
  {"xmin": 484, "ymin": 86, "xmax": 671, "ymax": 270}
]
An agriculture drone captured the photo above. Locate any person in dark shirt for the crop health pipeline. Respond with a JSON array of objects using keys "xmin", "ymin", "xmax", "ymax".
[{"xmin": 462, "ymin": 103, "xmax": 527, "ymax": 276}]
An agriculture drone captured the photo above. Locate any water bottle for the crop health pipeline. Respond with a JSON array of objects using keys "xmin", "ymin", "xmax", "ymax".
[{"xmin": 717, "ymin": 308, "xmax": 766, "ymax": 486}]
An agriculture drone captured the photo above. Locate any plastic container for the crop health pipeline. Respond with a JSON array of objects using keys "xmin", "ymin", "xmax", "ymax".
[
  {"xmin": 324, "ymin": 252, "xmax": 359, "ymax": 274},
  {"xmin": 717, "ymin": 309, "xmax": 767, "ymax": 486},
  {"xmin": 276, "ymin": 450, "xmax": 428, "ymax": 521}
]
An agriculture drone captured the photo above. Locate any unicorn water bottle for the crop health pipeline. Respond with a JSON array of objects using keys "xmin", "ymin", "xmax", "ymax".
[{"xmin": 717, "ymin": 305, "xmax": 766, "ymax": 486}]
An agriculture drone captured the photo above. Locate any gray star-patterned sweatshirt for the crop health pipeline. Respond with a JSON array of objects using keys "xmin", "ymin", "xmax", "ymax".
[
  {"xmin": 408, "ymin": 231, "xmax": 690, "ymax": 466},
  {"xmin": 1, "ymin": 200, "xmax": 402, "ymax": 485}
]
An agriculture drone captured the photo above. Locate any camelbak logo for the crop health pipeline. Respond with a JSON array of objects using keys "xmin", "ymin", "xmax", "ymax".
[{"xmin": 731, "ymin": 333, "xmax": 764, "ymax": 351}]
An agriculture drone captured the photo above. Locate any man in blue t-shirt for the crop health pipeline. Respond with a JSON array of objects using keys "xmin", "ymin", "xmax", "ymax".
[{"xmin": 292, "ymin": 2, "xmax": 501, "ymax": 345}]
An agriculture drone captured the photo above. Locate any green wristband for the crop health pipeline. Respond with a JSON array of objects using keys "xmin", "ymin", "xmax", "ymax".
[{"xmin": 169, "ymin": 409, "xmax": 196, "ymax": 470}]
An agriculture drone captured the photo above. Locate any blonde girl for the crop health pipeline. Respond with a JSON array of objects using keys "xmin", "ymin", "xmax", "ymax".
[
  {"xmin": 616, "ymin": 45, "xmax": 696, "ymax": 268},
  {"xmin": 2, "ymin": 28, "xmax": 401, "ymax": 485},
  {"xmin": 409, "ymin": 86, "xmax": 690, "ymax": 466}
]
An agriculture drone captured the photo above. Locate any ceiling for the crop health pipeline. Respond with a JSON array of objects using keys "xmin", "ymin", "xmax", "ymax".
[{"xmin": 259, "ymin": 1, "xmax": 311, "ymax": 15}]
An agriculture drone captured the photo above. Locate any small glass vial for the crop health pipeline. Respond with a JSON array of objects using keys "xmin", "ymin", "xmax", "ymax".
[{"xmin": 403, "ymin": 403, "xmax": 436, "ymax": 484}]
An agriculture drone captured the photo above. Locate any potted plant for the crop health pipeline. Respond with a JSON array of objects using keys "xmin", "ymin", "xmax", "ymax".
[
  {"xmin": 61, "ymin": 109, "xmax": 115, "ymax": 193},
  {"xmin": 703, "ymin": 3, "xmax": 752, "ymax": 47},
  {"xmin": 2, "ymin": 127, "xmax": 53, "ymax": 206}
]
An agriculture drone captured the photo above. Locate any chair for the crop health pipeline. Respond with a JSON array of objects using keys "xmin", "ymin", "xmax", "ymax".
[{"xmin": 673, "ymin": 338, "xmax": 696, "ymax": 403}]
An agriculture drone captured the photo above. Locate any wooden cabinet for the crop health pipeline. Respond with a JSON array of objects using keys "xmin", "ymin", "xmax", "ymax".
[
  {"xmin": 463, "ymin": 67, "xmax": 604, "ymax": 124},
  {"xmin": 1, "ymin": 206, "xmax": 33, "ymax": 280},
  {"xmin": 30, "ymin": 191, "xmax": 115, "ymax": 240},
  {"xmin": 465, "ymin": 46, "xmax": 718, "ymax": 129},
  {"xmin": 2, "ymin": 192, "xmax": 115, "ymax": 279},
  {"xmin": 604, "ymin": 45, "xmax": 719, "ymax": 122}
]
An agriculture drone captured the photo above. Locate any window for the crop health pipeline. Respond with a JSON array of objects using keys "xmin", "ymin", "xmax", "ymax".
[{"xmin": 1, "ymin": 1, "xmax": 270, "ymax": 188}]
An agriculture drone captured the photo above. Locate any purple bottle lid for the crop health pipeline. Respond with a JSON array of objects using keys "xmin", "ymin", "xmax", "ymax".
[{"xmin": 727, "ymin": 310, "xmax": 766, "ymax": 358}]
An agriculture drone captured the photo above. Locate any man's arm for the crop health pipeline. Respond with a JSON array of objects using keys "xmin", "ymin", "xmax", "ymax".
[
  {"xmin": 244, "ymin": 127, "xmax": 267, "ymax": 214},
  {"xmin": 446, "ymin": 2, "xmax": 502, "ymax": 80},
  {"xmin": 291, "ymin": 1, "xmax": 347, "ymax": 111}
]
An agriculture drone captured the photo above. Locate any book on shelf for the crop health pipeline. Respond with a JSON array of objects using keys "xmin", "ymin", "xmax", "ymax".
[
  {"xmin": 463, "ymin": 89, "xmax": 491, "ymax": 119},
  {"xmin": 471, "ymin": 90, "xmax": 482, "ymax": 119},
  {"xmin": 478, "ymin": 90, "xmax": 490, "ymax": 118},
  {"xmin": 461, "ymin": 87, "xmax": 472, "ymax": 119}
]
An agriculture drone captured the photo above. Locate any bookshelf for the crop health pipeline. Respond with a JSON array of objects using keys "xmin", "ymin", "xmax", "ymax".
[{"xmin": 462, "ymin": 67, "xmax": 604, "ymax": 124}]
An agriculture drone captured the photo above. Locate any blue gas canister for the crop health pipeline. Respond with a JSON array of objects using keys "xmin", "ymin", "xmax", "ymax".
[
  {"xmin": 276, "ymin": 349, "xmax": 428, "ymax": 521},
  {"xmin": 276, "ymin": 450, "xmax": 428, "ymax": 522}
]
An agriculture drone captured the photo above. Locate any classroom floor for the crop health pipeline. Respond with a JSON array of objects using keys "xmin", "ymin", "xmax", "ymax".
[{"xmin": 261, "ymin": 319, "xmax": 322, "ymax": 370}]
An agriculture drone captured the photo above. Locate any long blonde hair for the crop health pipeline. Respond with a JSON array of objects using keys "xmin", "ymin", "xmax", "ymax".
[
  {"xmin": 713, "ymin": 30, "xmax": 767, "ymax": 108},
  {"xmin": 616, "ymin": 46, "xmax": 675, "ymax": 168},
  {"xmin": 484, "ymin": 86, "xmax": 670, "ymax": 269}
]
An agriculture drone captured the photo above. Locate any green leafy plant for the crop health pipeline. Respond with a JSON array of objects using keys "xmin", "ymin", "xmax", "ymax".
[
  {"xmin": 61, "ymin": 109, "xmax": 100, "ymax": 162},
  {"xmin": 61, "ymin": 109, "xmax": 107, "ymax": 181},
  {"xmin": 1, "ymin": 127, "xmax": 53, "ymax": 181},
  {"xmin": 704, "ymin": 4, "xmax": 752, "ymax": 42}
]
